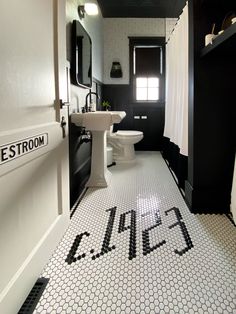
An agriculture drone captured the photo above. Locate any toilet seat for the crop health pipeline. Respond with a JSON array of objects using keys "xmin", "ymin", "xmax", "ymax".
[{"xmin": 116, "ymin": 130, "xmax": 143, "ymax": 137}]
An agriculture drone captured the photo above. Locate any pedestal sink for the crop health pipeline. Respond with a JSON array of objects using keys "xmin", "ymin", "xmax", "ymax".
[{"xmin": 71, "ymin": 111, "xmax": 126, "ymax": 187}]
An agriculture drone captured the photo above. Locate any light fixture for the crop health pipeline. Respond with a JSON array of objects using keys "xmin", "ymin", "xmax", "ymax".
[{"xmin": 78, "ymin": 2, "xmax": 99, "ymax": 19}]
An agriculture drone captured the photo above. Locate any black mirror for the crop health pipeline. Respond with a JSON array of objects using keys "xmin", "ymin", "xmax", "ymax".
[{"xmin": 71, "ymin": 20, "xmax": 92, "ymax": 89}]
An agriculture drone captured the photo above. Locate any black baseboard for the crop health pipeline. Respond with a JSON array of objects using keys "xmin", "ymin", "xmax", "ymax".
[
  {"xmin": 70, "ymin": 157, "xmax": 91, "ymax": 208},
  {"xmin": 162, "ymin": 137, "xmax": 188, "ymax": 190},
  {"xmin": 185, "ymin": 180, "xmax": 231, "ymax": 214}
]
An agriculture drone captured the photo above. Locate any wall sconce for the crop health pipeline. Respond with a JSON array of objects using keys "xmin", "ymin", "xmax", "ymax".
[
  {"xmin": 78, "ymin": 3, "xmax": 99, "ymax": 19},
  {"xmin": 110, "ymin": 62, "xmax": 123, "ymax": 78}
]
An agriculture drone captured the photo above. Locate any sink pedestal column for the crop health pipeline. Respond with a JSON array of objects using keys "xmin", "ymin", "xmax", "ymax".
[{"xmin": 86, "ymin": 130, "xmax": 111, "ymax": 187}]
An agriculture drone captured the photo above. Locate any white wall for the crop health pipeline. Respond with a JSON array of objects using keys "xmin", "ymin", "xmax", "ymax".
[
  {"xmin": 66, "ymin": 0, "xmax": 103, "ymax": 112},
  {"xmin": 165, "ymin": 18, "xmax": 178, "ymax": 40},
  {"xmin": 103, "ymin": 18, "xmax": 165, "ymax": 85}
]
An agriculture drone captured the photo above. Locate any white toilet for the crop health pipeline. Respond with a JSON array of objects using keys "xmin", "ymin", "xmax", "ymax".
[{"xmin": 107, "ymin": 126, "xmax": 143, "ymax": 162}]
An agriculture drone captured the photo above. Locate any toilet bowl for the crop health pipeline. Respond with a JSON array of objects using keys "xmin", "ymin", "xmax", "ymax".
[{"xmin": 107, "ymin": 127, "xmax": 143, "ymax": 162}]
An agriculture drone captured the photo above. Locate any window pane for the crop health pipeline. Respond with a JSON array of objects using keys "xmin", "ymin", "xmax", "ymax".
[
  {"xmin": 148, "ymin": 77, "xmax": 159, "ymax": 87},
  {"xmin": 148, "ymin": 88, "xmax": 159, "ymax": 100},
  {"xmin": 136, "ymin": 88, "xmax": 147, "ymax": 100},
  {"xmin": 136, "ymin": 77, "xmax": 147, "ymax": 87},
  {"xmin": 136, "ymin": 77, "xmax": 160, "ymax": 101}
]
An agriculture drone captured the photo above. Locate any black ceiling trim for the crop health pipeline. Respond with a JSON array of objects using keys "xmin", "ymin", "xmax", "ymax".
[{"xmin": 97, "ymin": 0, "xmax": 186, "ymax": 18}]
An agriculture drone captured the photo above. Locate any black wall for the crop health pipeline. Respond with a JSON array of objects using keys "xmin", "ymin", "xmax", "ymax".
[
  {"xmin": 186, "ymin": 0, "xmax": 236, "ymax": 213},
  {"xmin": 103, "ymin": 85, "xmax": 165, "ymax": 151}
]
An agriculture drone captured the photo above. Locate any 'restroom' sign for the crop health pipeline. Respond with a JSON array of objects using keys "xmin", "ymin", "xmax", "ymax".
[{"xmin": 0, "ymin": 133, "xmax": 48, "ymax": 165}]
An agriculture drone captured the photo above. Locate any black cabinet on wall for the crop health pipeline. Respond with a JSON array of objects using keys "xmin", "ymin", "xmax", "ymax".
[{"xmin": 186, "ymin": 0, "xmax": 236, "ymax": 213}]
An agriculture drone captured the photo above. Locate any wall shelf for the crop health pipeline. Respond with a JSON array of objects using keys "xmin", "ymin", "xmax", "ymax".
[{"xmin": 201, "ymin": 22, "xmax": 236, "ymax": 57}]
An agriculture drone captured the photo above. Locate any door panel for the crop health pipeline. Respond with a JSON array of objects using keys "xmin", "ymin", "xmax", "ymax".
[
  {"xmin": 0, "ymin": 117, "xmax": 70, "ymax": 313},
  {"xmin": 0, "ymin": 122, "xmax": 63, "ymax": 292},
  {"xmin": 0, "ymin": 1, "xmax": 69, "ymax": 313},
  {"xmin": 0, "ymin": 0, "xmax": 56, "ymax": 131}
]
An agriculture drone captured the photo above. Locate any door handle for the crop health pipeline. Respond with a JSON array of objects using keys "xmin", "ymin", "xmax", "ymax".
[{"xmin": 60, "ymin": 116, "xmax": 67, "ymax": 138}]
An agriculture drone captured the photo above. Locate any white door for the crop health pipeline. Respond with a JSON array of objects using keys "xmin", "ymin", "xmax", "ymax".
[{"xmin": 0, "ymin": 1, "xmax": 70, "ymax": 313}]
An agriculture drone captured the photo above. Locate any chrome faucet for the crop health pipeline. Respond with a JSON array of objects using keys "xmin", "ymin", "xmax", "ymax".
[{"xmin": 85, "ymin": 92, "xmax": 100, "ymax": 112}]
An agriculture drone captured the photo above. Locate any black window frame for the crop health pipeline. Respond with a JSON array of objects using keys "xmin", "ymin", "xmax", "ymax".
[{"xmin": 129, "ymin": 37, "xmax": 165, "ymax": 103}]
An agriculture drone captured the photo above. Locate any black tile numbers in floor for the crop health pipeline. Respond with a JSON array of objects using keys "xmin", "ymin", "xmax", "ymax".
[
  {"xmin": 34, "ymin": 152, "xmax": 236, "ymax": 314},
  {"xmin": 66, "ymin": 205, "xmax": 193, "ymax": 265}
]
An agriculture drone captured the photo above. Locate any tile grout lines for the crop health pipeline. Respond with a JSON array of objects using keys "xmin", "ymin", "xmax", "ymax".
[{"xmin": 34, "ymin": 151, "xmax": 236, "ymax": 314}]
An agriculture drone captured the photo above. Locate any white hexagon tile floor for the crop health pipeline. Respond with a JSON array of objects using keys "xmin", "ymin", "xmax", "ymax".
[{"xmin": 34, "ymin": 152, "xmax": 236, "ymax": 314}]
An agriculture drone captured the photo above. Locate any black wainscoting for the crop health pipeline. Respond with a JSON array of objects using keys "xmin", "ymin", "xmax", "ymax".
[
  {"xmin": 162, "ymin": 137, "xmax": 188, "ymax": 190},
  {"xmin": 187, "ymin": 0, "xmax": 236, "ymax": 213},
  {"xmin": 133, "ymin": 103, "xmax": 164, "ymax": 151},
  {"xmin": 69, "ymin": 122, "xmax": 91, "ymax": 208},
  {"xmin": 103, "ymin": 84, "xmax": 165, "ymax": 151}
]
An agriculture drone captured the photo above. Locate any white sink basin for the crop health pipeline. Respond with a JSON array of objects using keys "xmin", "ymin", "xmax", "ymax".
[
  {"xmin": 71, "ymin": 111, "xmax": 126, "ymax": 131},
  {"xmin": 70, "ymin": 110, "xmax": 126, "ymax": 188}
]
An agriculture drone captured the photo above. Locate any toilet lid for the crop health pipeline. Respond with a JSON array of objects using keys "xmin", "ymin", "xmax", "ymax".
[{"xmin": 116, "ymin": 130, "xmax": 143, "ymax": 137}]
